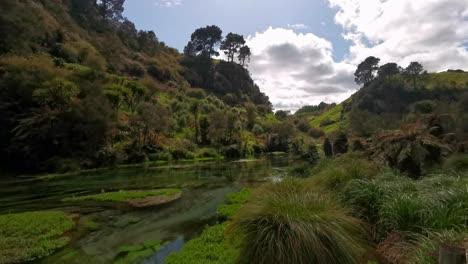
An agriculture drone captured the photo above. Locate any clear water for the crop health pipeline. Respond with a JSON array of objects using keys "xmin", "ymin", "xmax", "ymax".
[{"xmin": 0, "ymin": 156, "xmax": 291, "ymax": 264}]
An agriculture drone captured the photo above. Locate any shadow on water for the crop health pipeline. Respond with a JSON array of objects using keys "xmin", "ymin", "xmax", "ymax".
[{"xmin": 0, "ymin": 156, "xmax": 292, "ymax": 264}]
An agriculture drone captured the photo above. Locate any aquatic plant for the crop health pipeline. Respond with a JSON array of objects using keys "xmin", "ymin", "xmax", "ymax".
[
  {"xmin": 63, "ymin": 189, "xmax": 181, "ymax": 202},
  {"xmin": 165, "ymin": 223, "xmax": 239, "ymax": 264},
  {"xmin": 217, "ymin": 188, "xmax": 252, "ymax": 219},
  {"xmin": 0, "ymin": 211, "xmax": 74, "ymax": 263},
  {"xmin": 114, "ymin": 240, "xmax": 162, "ymax": 264}
]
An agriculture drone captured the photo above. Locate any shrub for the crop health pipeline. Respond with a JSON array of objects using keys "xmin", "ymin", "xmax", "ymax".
[
  {"xmin": 320, "ymin": 118, "xmax": 336, "ymax": 127},
  {"xmin": 443, "ymin": 154, "xmax": 468, "ymax": 172},
  {"xmin": 308, "ymin": 127, "xmax": 325, "ymax": 139},
  {"xmin": 252, "ymin": 124, "xmax": 264, "ymax": 136},
  {"xmin": 413, "ymin": 100, "xmax": 437, "ymax": 114},
  {"xmin": 333, "ymin": 132, "xmax": 349, "ymax": 155},
  {"xmin": 230, "ymin": 178, "xmax": 366, "ymax": 264}
]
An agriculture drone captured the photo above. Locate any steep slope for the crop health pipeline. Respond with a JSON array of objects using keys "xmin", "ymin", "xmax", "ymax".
[{"xmin": 0, "ymin": 0, "xmax": 278, "ymax": 173}]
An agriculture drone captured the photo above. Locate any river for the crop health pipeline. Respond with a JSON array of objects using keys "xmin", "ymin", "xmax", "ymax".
[{"xmin": 0, "ymin": 156, "xmax": 291, "ymax": 264}]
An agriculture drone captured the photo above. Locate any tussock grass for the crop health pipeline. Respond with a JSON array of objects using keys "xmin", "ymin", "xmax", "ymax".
[
  {"xmin": 444, "ymin": 154, "xmax": 468, "ymax": 172},
  {"xmin": 306, "ymin": 153, "xmax": 379, "ymax": 190},
  {"xmin": 230, "ymin": 178, "xmax": 366, "ymax": 264}
]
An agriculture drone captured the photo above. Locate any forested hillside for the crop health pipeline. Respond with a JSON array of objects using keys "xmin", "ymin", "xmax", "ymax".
[{"xmin": 0, "ymin": 0, "xmax": 285, "ymax": 173}]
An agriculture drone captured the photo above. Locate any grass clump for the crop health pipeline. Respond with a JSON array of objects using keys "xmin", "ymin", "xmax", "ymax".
[
  {"xmin": 307, "ymin": 153, "xmax": 379, "ymax": 190},
  {"xmin": 165, "ymin": 223, "xmax": 239, "ymax": 264},
  {"xmin": 0, "ymin": 211, "xmax": 75, "ymax": 263},
  {"xmin": 114, "ymin": 240, "xmax": 162, "ymax": 264},
  {"xmin": 63, "ymin": 189, "xmax": 181, "ymax": 202},
  {"xmin": 230, "ymin": 178, "xmax": 366, "ymax": 264},
  {"xmin": 344, "ymin": 171, "xmax": 468, "ymax": 239},
  {"xmin": 217, "ymin": 188, "xmax": 252, "ymax": 219}
]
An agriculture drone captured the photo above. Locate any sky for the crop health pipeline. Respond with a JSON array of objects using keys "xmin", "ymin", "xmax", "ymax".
[{"xmin": 124, "ymin": 0, "xmax": 468, "ymax": 112}]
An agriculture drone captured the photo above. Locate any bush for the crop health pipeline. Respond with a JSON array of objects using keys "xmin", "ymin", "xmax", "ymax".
[
  {"xmin": 443, "ymin": 154, "xmax": 468, "ymax": 172},
  {"xmin": 413, "ymin": 100, "xmax": 437, "ymax": 114},
  {"xmin": 124, "ymin": 62, "xmax": 145, "ymax": 77},
  {"xmin": 252, "ymin": 124, "xmax": 264, "ymax": 136},
  {"xmin": 308, "ymin": 127, "xmax": 325, "ymax": 139},
  {"xmin": 320, "ymin": 118, "xmax": 336, "ymax": 127},
  {"xmin": 148, "ymin": 151, "xmax": 172, "ymax": 162},
  {"xmin": 230, "ymin": 178, "xmax": 366, "ymax": 264}
]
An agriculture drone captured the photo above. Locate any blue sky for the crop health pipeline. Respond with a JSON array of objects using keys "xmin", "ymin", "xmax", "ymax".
[
  {"xmin": 124, "ymin": 0, "xmax": 468, "ymax": 111},
  {"xmin": 124, "ymin": 0, "xmax": 349, "ymax": 60}
]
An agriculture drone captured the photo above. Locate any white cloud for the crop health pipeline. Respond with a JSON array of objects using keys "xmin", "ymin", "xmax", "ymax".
[
  {"xmin": 287, "ymin": 23, "xmax": 309, "ymax": 30},
  {"xmin": 155, "ymin": 0, "xmax": 182, "ymax": 8},
  {"xmin": 246, "ymin": 27, "xmax": 357, "ymax": 112},
  {"xmin": 328, "ymin": 0, "xmax": 468, "ymax": 71}
]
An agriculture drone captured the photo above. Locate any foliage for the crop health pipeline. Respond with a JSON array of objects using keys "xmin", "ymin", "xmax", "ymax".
[
  {"xmin": 323, "ymin": 138, "xmax": 333, "ymax": 158},
  {"xmin": 165, "ymin": 223, "xmax": 239, "ymax": 264},
  {"xmin": 218, "ymin": 189, "xmax": 252, "ymax": 219},
  {"xmin": 0, "ymin": 211, "xmax": 74, "ymax": 263},
  {"xmin": 333, "ymin": 132, "xmax": 349, "ymax": 155},
  {"xmin": 443, "ymin": 154, "xmax": 468, "ymax": 172},
  {"xmin": 184, "ymin": 25, "xmax": 223, "ymax": 57},
  {"xmin": 370, "ymin": 124, "xmax": 449, "ymax": 176},
  {"xmin": 355, "ymin": 56, "xmax": 380, "ymax": 86},
  {"xmin": 230, "ymin": 178, "xmax": 366, "ymax": 264},
  {"xmin": 344, "ymin": 171, "xmax": 468, "ymax": 240},
  {"xmin": 307, "ymin": 153, "xmax": 379, "ymax": 190},
  {"xmin": 63, "ymin": 189, "xmax": 181, "ymax": 202},
  {"xmin": 114, "ymin": 240, "xmax": 162, "ymax": 264}
]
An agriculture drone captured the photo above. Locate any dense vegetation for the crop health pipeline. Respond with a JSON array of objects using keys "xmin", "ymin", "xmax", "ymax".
[{"xmin": 1, "ymin": 0, "xmax": 468, "ymax": 264}]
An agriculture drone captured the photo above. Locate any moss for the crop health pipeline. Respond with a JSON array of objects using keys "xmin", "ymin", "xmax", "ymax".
[
  {"xmin": 217, "ymin": 189, "xmax": 252, "ymax": 219},
  {"xmin": 0, "ymin": 211, "xmax": 75, "ymax": 263},
  {"xmin": 114, "ymin": 240, "xmax": 162, "ymax": 264},
  {"xmin": 63, "ymin": 189, "xmax": 181, "ymax": 202}
]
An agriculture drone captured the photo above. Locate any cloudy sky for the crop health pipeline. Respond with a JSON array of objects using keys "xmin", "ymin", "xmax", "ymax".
[{"xmin": 124, "ymin": 0, "xmax": 468, "ymax": 112}]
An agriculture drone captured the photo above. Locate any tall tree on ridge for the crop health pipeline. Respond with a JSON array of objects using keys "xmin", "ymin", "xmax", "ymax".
[
  {"xmin": 97, "ymin": 0, "xmax": 125, "ymax": 21},
  {"xmin": 238, "ymin": 45, "xmax": 251, "ymax": 67},
  {"xmin": 220, "ymin": 33, "xmax": 245, "ymax": 62},
  {"xmin": 405, "ymin": 62, "xmax": 424, "ymax": 89},
  {"xmin": 184, "ymin": 25, "xmax": 222, "ymax": 57},
  {"xmin": 354, "ymin": 56, "xmax": 380, "ymax": 86}
]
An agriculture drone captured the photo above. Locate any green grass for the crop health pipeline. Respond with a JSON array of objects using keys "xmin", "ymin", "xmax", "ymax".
[
  {"xmin": 306, "ymin": 153, "xmax": 379, "ymax": 190},
  {"xmin": 309, "ymin": 101, "xmax": 350, "ymax": 134},
  {"xmin": 114, "ymin": 240, "xmax": 162, "ymax": 264},
  {"xmin": 344, "ymin": 170, "xmax": 468, "ymax": 238},
  {"xmin": 165, "ymin": 223, "xmax": 239, "ymax": 264},
  {"xmin": 0, "ymin": 211, "xmax": 75, "ymax": 263},
  {"xmin": 230, "ymin": 178, "xmax": 366, "ymax": 264},
  {"xmin": 63, "ymin": 189, "xmax": 181, "ymax": 202},
  {"xmin": 423, "ymin": 71, "xmax": 468, "ymax": 89},
  {"xmin": 444, "ymin": 154, "xmax": 468, "ymax": 172},
  {"xmin": 217, "ymin": 189, "xmax": 252, "ymax": 219}
]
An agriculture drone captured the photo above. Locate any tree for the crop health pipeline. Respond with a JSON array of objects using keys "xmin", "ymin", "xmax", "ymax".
[
  {"xmin": 184, "ymin": 25, "xmax": 222, "ymax": 57},
  {"xmin": 405, "ymin": 62, "xmax": 424, "ymax": 89},
  {"xmin": 323, "ymin": 138, "xmax": 333, "ymax": 158},
  {"xmin": 245, "ymin": 102, "xmax": 257, "ymax": 130},
  {"xmin": 220, "ymin": 33, "xmax": 245, "ymax": 62},
  {"xmin": 190, "ymin": 101, "xmax": 200, "ymax": 144},
  {"xmin": 130, "ymin": 102, "xmax": 170, "ymax": 145},
  {"xmin": 378, "ymin": 63, "xmax": 400, "ymax": 79},
  {"xmin": 97, "ymin": 0, "xmax": 125, "ymax": 21},
  {"xmin": 238, "ymin": 45, "xmax": 251, "ymax": 67},
  {"xmin": 354, "ymin": 56, "xmax": 380, "ymax": 86},
  {"xmin": 333, "ymin": 133, "xmax": 349, "ymax": 155}
]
